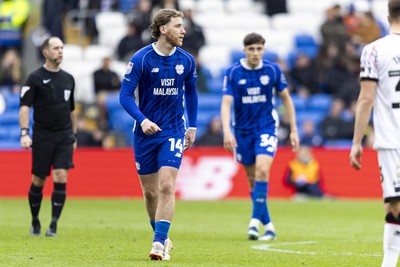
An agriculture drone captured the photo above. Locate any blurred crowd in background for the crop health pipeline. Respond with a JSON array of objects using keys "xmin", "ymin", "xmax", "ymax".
[{"xmin": 0, "ymin": 0, "xmax": 383, "ymax": 149}]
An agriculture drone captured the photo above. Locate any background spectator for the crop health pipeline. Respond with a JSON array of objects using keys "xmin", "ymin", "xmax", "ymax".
[
  {"xmin": 196, "ymin": 116, "xmax": 223, "ymax": 147},
  {"xmin": 93, "ymin": 57, "xmax": 122, "ymax": 130},
  {"xmin": 181, "ymin": 8, "xmax": 206, "ymax": 55},
  {"xmin": 320, "ymin": 98, "xmax": 353, "ymax": 141},
  {"xmin": 284, "ymin": 146, "xmax": 326, "ymax": 199},
  {"xmin": 0, "ymin": 48, "xmax": 23, "ymax": 93},
  {"xmin": 117, "ymin": 21, "xmax": 145, "ymax": 61},
  {"xmin": 0, "ymin": 0, "xmax": 30, "ymax": 53},
  {"xmin": 300, "ymin": 120, "xmax": 324, "ymax": 147}
]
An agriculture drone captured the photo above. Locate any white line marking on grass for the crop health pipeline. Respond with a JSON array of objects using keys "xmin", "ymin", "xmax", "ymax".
[{"xmin": 252, "ymin": 241, "xmax": 381, "ymax": 257}]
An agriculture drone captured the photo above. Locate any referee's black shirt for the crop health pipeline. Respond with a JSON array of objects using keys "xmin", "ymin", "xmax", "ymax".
[{"xmin": 20, "ymin": 67, "xmax": 75, "ymax": 131}]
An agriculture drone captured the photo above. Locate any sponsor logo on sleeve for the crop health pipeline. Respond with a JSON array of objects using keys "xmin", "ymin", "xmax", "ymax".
[
  {"xmin": 64, "ymin": 90, "xmax": 71, "ymax": 101},
  {"xmin": 21, "ymin": 86, "xmax": 30, "ymax": 98},
  {"xmin": 125, "ymin": 62, "xmax": 133, "ymax": 74}
]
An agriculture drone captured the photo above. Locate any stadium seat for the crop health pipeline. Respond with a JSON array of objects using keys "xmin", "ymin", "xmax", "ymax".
[
  {"xmin": 84, "ymin": 45, "xmax": 114, "ymax": 62},
  {"xmin": 294, "ymin": 33, "xmax": 318, "ymax": 49},
  {"xmin": 207, "ymin": 79, "xmax": 223, "ymax": 94},
  {"xmin": 263, "ymin": 51, "xmax": 279, "ymax": 62},
  {"xmin": 63, "ymin": 44, "xmax": 84, "ymax": 61},
  {"xmin": 195, "ymin": 0, "xmax": 225, "ymax": 14},
  {"xmin": 95, "ymin": 11, "xmax": 128, "ymax": 50},
  {"xmin": 230, "ymin": 50, "xmax": 245, "ymax": 63},
  {"xmin": 296, "ymin": 110, "xmax": 325, "ymax": 127},
  {"xmin": 4, "ymin": 93, "xmax": 19, "ymax": 111},
  {"xmin": 0, "ymin": 111, "xmax": 19, "ymax": 126},
  {"xmin": 290, "ymin": 95, "xmax": 307, "ymax": 111},
  {"xmin": 323, "ymin": 139, "xmax": 352, "ymax": 149},
  {"xmin": 307, "ymin": 94, "xmax": 332, "ymax": 113},
  {"xmin": 198, "ymin": 93, "xmax": 221, "ymax": 111}
]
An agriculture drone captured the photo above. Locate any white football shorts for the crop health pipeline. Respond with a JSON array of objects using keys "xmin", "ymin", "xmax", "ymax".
[{"xmin": 378, "ymin": 149, "xmax": 400, "ymax": 202}]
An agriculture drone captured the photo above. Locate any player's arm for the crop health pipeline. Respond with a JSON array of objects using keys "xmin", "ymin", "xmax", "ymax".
[
  {"xmin": 19, "ymin": 76, "xmax": 35, "ymax": 149},
  {"xmin": 70, "ymin": 110, "xmax": 77, "ymax": 149},
  {"xmin": 119, "ymin": 59, "xmax": 161, "ymax": 135},
  {"xmin": 184, "ymin": 56, "xmax": 198, "ymax": 150},
  {"xmin": 221, "ymin": 95, "xmax": 236, "ymax": 153},
  {"xmin": 279, "ymin": 89, "xmax": 299, "ymax": 152},
  {"xmin": 349, "ymin": 80, "xmax": 377, "ymax": 170},
  {"xmin": 19, "ymin": 105, "xmax": 32, "ymax": 149},
  {"xmin": 70, "ymin": 77, "xmax": 77, "ymax": 149}
]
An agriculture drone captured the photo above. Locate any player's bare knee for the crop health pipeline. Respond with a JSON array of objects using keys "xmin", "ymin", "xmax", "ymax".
[
  {"xmin": 159, "ymin": 182, "xmax": 175, "ymax": 196},
  {"xmin": 143, "ymin": 190, "xmax": 157, "ymax": 202},
  {"xmin": 32, "ymin": 175, "xmax": 46, "ymax": 187},
  {"xmin": 255, "ymin": 166, "xmax": 269, "ymax": 181},
  {"xmin": 52, "ymin": 169, "xmax": 68, "ymax": 183}
]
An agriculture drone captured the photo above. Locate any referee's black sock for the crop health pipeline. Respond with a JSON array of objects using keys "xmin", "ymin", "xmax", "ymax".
[
  {"xmin": 28, "ymin": 183, "xmax": 43, "ymax": 225},
  {"xmin": 51, "ymin": 183, "xmax": 66, "ymax": 226}
]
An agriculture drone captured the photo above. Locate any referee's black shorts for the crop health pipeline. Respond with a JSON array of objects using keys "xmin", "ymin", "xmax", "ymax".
[{"xmin": 32, "ymin": 128, "xmax": 75, "ymax": 179}]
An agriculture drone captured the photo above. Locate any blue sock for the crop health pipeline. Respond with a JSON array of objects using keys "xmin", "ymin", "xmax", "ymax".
[
  {"xmin": 153, "ymin": 220, "xmax": 170, "ymax": 245},
  {"xmin": 150, "ymin": 220, "xmax": 155, "ymax": 232},
  {"xmin": 261, "ymin": 182, "xmax": 271, "ymax": 225},
  {"xmin": 252, "ymin": 181, "xmax": 268, "ymax": 221}
]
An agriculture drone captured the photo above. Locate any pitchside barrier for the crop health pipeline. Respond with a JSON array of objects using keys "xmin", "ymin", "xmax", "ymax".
[{"xmin": 0, "ymin": 147, "xmax": 381, "ymax": 199}]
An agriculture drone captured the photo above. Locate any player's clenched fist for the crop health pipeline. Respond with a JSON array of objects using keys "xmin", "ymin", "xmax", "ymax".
[{"xmin": 20, "ymin": 135, "xmax": 32, "ymax": 150}]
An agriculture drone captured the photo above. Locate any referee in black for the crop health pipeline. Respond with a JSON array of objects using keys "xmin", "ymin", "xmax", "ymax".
[{"xmin": 19, "ymin": 37, "xmax": 77, "ymax": 237}]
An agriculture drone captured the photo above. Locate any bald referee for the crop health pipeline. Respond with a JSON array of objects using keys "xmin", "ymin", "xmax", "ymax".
[{"xmin": 19, "ymin": 37, "xmax": 77, "ymax": 237}]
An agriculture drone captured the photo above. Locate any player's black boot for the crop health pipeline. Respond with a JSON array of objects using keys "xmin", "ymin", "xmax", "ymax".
[
  {"xmin": 45, "ymin": 221, "xmax": 57, "ymax": 237},
  {"xmin": 30, "ymin": 219, "xmax": 41, "ymax": 236}
]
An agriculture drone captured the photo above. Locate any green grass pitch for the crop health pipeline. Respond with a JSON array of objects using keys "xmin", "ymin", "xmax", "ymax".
[{"xmin": 0, "ymin": 198, "xmax": 385, "ymax": 266}]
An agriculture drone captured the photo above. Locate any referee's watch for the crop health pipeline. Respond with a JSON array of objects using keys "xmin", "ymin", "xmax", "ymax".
[{"xmin": 20, "ymin": 128, "xmax": 29, "ymax": 137}]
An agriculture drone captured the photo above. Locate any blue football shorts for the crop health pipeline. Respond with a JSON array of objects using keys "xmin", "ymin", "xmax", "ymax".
[
  {"xmin": 133, "ymin": 132, "xmax": 185, "ymax": 175},
  {"xmin": 234, "ymin": 129, "xmax": 278, "ymax": 165}
]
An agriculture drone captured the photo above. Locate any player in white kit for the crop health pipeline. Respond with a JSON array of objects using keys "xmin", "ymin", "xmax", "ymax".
[{"xmin": 350, "ymin": 1, "xmax": 400, "ymax": 266}]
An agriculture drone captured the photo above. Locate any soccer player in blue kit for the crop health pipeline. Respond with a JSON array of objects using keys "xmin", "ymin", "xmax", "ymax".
[
  {"xmin": 119, "ymin": 9, "xmax": 198, "ymax": 260},
  {"xmin": 221, "ymin": 33, "xmax": 299, "ymax": 241}
]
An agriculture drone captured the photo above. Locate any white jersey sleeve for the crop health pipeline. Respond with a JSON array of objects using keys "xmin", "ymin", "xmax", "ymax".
[{"xmin": 360, "ymin": 34, "xmax": 400, "ymax": 149}]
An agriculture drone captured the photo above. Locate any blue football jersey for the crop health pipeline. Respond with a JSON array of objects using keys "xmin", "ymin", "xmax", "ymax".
[
  {"xmin": 120, "ymin": 43, "xmax": 198, "ymax": 137},
  {"xmin": 222, "ymin": 59, "xmax": 288, "ymax": 132}
]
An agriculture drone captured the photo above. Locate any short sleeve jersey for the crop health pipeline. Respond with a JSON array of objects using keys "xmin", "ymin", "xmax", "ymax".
[
  {"xmin": 360, "ymin": 34, "xmax": 400, "ymax": 149},
  {"xmin": 20, "ymin": 67, "xmax": 75, "ymax": 131},
  {"xmin": 222, "ymin": 59, "xmax": 288, "ymax": 132},
  {"xmin": 122, "ymin": 43, "xmax": 197, "ymax": 136}
]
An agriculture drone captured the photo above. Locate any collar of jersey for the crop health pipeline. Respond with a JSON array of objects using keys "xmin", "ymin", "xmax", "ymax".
[
  {"xmin": 152, "ymin": 42, "xmax": 177, "ymax": 56},
  {"xmin": 240, "ymin": 58, "xmax": 263, "ymax": 70}
]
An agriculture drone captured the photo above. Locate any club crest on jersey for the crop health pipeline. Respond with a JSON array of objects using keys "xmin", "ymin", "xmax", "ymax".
[
  {"xmin": 64, "ymin": 90, "xmax": 71, "ymax": 101},
  {"xmin": 125, "ymin": 62, "xmax": 133, "ymax": 74},
  {"xmin": 175, "ymin": 64, "xmax": 184, "ymax": 75},
  {"xmin": 260, "ymin": 75, "xmax": 269, "ymax": 85}
]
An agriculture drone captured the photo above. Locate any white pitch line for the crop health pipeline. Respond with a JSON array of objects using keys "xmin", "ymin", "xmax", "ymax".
[{"xmin": 252, "ymin": 241, "xmax": 381, "ymax": 257}]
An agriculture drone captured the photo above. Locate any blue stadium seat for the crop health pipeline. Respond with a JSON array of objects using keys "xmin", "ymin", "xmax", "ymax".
[
  {"xmin": 263, "ymin": 51, "xmax": 279, "ymax": 62},
  {"xmin": 4, "ymin": 93, "xmax": 20, "ymax": 111},
  {"xmin": 230, "ymin": 50, "xmax": 245, "ymax": 63},
  {"xmin": 294, "ymin": 33, "xmax": 318, "ymax": 49},
  {"xmin": 207, "ymin": 79, "xmax": 223, "ymax": 94},
  {"xmin": 0, "ymin": 140, "xmax": 21, "ymax": 150},
  {"xmin": 290, "ymin": 95, "xmax": 307, "ymax": 111},
  {"xmin": 196, "ymin": 110, "xmax": 218, "ymax": 137},
  {"xmin": 198, "ymin": 93, "xmax": 221, "ymax": 111},
  {"xmin": 0, "ymin": 111, "xmax": 19, "ymax": 126},
  {"xmin": 323, "ymin": 139, "xmax": 352, "ymax": 148},
  {"xmin": 307, "ymin": 94, "xmax": 332, "ymax": 113},
  {"xmin": 296, "ymin": 110, "xmax": 325, "ymax": 130}
]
